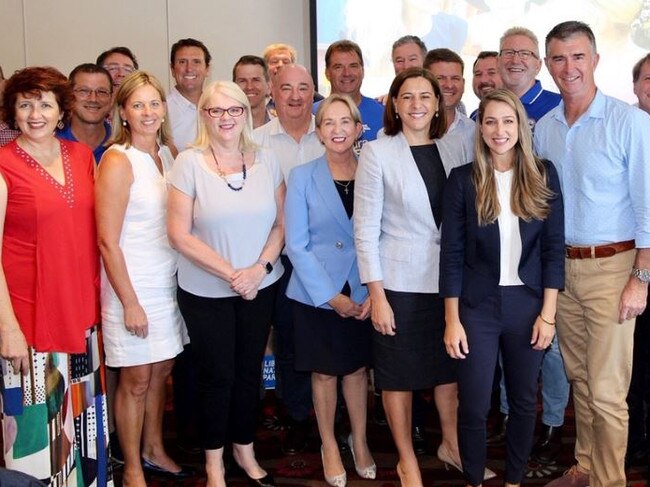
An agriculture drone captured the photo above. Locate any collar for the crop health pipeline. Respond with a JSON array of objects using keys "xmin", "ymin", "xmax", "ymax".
[
  {"xmin": 170, "ymin": 86, "xmax": 198, "ymax": 110},
  {"xmin": 267, "ymin": 115, "xmax": 316, "ymax": 137},
  {"xmin": 520, "ymin": 80, "xmax": 543, "ymax": 105},
  {"xmin": 553, "ymin": 88, "xmax": 604, "ymax": 125}
]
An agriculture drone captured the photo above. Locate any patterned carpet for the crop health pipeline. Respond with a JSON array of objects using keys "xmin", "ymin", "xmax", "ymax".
[{"xmin": 111, "ymin": 392, "xmax": 650, "ymax": 487}]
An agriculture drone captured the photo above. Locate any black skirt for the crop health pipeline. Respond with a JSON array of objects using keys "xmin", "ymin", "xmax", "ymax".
[
  {"xmin": 293, "ymin": 300, "xmax": 372, "ymax": 376},
  {"xmin": 373, "ymin": 290, "xmax": 457, "ymax": 391}
]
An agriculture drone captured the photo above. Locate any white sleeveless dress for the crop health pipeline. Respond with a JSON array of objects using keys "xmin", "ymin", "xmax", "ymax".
[{"xmin": 100, "ymin": 143, "xmax": 186, "ymax": 367}]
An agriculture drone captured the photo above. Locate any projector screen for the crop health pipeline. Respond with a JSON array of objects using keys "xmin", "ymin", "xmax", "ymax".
[{"xmin": 312, "ymin": 0, "xmax": 649, "ymax": 113}]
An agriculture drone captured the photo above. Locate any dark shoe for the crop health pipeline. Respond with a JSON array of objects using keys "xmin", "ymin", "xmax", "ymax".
[
  {"xmin": 282, "ymin": 418, "xmax": 309, "ymax": 455},
  {"xmin": 372, "ymin": 393, "xmax": 387, "ymax": 426},
  {"xmin": 531, "ymin": 424, "xmax": 563, "ymax": 465},
  {"xmin": 412, "ymin": 425, "xmax": 428, "ymax": 456},
  {"xmin": 486, "ymin": 413, "xmax": 507, "ymax": 445},
  {"xmin": 245, "ymin": 473, "xmax": 276, "ymax": 487},
  {"xmin": 141, "ymin": 458, "xmax": 196, "ymax": 479}
]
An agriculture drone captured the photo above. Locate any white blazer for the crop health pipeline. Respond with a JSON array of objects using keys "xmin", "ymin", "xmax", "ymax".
[{"xmin": 354, "ymin": 131, "xmax": 470, "ymax": 293}]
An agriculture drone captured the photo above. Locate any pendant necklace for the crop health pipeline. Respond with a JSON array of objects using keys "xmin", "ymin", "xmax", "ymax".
[
  {"xmin": 333, "ymin": 179, "xmax": 352, "ymax": 195},
  {"xmin": 210, "ymin": 146, "xmax": 246, "ymax": 191}
]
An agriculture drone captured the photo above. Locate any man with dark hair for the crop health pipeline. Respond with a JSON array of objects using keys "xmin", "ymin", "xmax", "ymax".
[
  {"xmin": 319, "ymin": 40, "xmax": 383, "ymax": 152},
  {"xmin": 633, "ymin": 52, "xmax": 650, "ymax": 114},
  {"xmin": 424, "ymin": 48, "xmax": 474, "ymax": 149},
  {"xmin": 167, "ymin": 38, "xmax": 211, "ymax": 150},
  {"xmin": 535, "ymin": 21, "xmax": 650, "ymax": 487},
  {"xmin": 96, "ymin": 46, "xmax": 138, "ymax": 89},
  {"xmin": 470, "ymin": 51, "xmax": 502, "ymax": 120},
  {"xmin": 233, "ymin": 55, "xmax": 272, "ymax": 128},
  {"xmin": 57, "ymin": 63, "xmax": 113, "ymax": 162}
]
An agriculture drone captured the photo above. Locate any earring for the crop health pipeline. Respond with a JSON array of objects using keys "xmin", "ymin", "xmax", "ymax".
[
  {"xmin": 57, "ymin": 120, "xmax": 64, "ymax": 130},
  {"xmin": 396, "ymin": 113, "xmax": 400, "ymax": 119},
  {"xmin": 162, "ymin": 118, "xmax": 165, "ymax": 123},
  {"xmin": 122, "ymin": 120, "xmax": 127, "ymax": 127},
  {"xmin": 434, "ymin": 111, "xmax": 439, "ymax": 118}
]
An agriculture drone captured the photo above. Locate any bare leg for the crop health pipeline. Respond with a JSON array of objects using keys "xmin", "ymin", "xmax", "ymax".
[
  {"xmin": 205, "ymin": 447, "xmax": 227, "ymax": 487},
  {"xmin": 435, "ymin": 382, "xmax": 460, "ymax": 462},
  {"xmin": 342, "ymin": 367, "xmax": 374, "ymax": 469},
  {"xmin": 312, "ymin": 372, "xmax": 345, "ymax": 478},
  {"xmin": 115, "ymin": 364, "xmax": 152, "ymax": 487},
  {"xmin": 140, "ymin": 358, "xmax": 181, "ymax": 471},
  {"xmin": 383, "ymin": 390, "xmax": 423, "ymax": 487},
  {"xmin": 232, "ymin": 442, "xmax": 268, "ymax": 480}
]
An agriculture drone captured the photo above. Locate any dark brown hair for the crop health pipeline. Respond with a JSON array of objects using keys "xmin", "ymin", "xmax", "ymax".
[
  {"xmin": 383, "ymin": 67, "xmax": 446, "ymax": 139},
  {"xmin": 2, "ymin": 66, "xmax": 73, "ymax": 127}
]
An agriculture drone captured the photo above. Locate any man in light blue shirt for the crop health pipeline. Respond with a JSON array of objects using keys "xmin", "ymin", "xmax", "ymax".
[{"xmin": 535, "ymin": 21, "xmax": 650, "ymax": 487}]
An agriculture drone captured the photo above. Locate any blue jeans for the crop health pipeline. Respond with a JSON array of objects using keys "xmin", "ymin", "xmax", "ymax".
[{"xmin": 499, "ymin": 334, "xmax": 570, "ymax": 427}]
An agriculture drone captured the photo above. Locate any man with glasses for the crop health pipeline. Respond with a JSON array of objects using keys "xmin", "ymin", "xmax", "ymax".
[
  {"xmin": 499, "ymin": 27, "xmax": 561, "ymax": 130},
  {"xmin": 96, "ymin": 46, "xmax": 138, "ymax": 90},
  {"xmin": 57, "ymin": 63, "xmax": 113, "ymax": 162}
]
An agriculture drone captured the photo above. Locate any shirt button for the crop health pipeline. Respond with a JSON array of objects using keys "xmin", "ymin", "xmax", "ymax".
[{"xmin": 335, "ymin": 241, "xmax": 343, "ymax": 249}]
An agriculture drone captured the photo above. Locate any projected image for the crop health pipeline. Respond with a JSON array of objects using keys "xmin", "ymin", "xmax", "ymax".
[{"xmin": 315, "ymin": 0, "xmax": 649, "ymax": 111}]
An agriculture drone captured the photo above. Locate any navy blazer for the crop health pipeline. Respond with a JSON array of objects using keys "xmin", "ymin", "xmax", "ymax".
[
  {"xmin": 439, "ymin": 160, "xmax": 565, "ymax": 307},
  {"xmin": 284, "ymin": 156, "xmax": 367, "ymax": 309}
]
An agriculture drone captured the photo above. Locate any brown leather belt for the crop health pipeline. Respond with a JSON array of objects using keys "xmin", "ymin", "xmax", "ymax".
[{"xmin": 565, "ymin": 240, "xmax": 635, "ymax": 259}]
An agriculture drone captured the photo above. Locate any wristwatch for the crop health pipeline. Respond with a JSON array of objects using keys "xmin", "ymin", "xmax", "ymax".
[
  {"xmin": 257, "ymin": 259, "xmax": 273, "ymax": 274},
  {"xmin": 632, "ymin": 267, "xmax": 650, "ymax": 283}
]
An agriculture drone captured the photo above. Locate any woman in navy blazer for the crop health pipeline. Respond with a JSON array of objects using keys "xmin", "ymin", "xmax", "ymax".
[
  {"xmin": 440, "ymin": 89, "xmax": 565, "ymax": 487},
  {"xmin": 285, "ymin": 94, "xmax": 374, "ymax": 487}
]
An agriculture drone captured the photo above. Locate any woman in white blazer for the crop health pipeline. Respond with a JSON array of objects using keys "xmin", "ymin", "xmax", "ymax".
[
  {"xmin": 285, "ymin": 95, "xmax": 374, "ymax": 487},
  {"xmin": 354, "ymin": 67, "xmax": 470, "ymax": 486}
]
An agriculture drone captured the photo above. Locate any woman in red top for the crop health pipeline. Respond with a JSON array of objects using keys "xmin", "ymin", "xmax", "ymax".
[{"xmin": 0, "ymin": 67, "xmax": 112, "ymax": 486}]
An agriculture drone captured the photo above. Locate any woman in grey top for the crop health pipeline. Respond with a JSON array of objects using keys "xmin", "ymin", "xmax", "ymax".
[{"xmin": 168, "ymin": 81, "xmax": 284, "ymax": 487}]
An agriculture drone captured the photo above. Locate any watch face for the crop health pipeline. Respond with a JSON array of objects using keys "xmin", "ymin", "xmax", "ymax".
[
  {"xmin": 265, "ymin": 262, "xmax": 273, "ymax": 274},
  {"xmin": 634, "ymin": 268, "xmax": 650, "ymax": 282}
]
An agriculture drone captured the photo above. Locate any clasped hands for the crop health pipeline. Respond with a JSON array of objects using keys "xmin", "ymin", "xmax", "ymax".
[{"xmin": 230, "ymin": 264, "xmax": 267, "ymax": 300}]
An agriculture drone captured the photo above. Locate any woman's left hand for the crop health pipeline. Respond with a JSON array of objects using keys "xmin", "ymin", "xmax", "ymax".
[
  {"xmin": 531, "ymin": 316, "xmax": 556, "ymax": 350},
  {"xmin": 357, "ymin": 297, "xmax": 371, "ymax": 321},
  {"xmin": 230, "ymin": 265, "xmax": 266, "ymax": 297}
]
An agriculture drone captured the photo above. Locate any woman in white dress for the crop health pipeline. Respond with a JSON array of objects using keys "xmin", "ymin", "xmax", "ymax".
[{"xmin": 96, "ymin": 71, "xmax": 190, "ymax": 487}]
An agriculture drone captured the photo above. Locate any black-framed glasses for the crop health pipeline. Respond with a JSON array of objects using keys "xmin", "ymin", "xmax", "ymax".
[
  {"xmin": 203, "ymin": 106, "xmax": 245, "ymax": 118},
  {"xmin": 499, "ymin": 49, "xmax": 538, "ymax": 60},
  {"xmin": 74, "ymin": 87, "xmax": 112, "ymax": 100}
]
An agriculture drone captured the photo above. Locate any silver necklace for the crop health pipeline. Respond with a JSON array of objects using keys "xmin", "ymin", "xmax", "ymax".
[{"xmin": 333, "ymin": 179, "xmax": 353, "ymax": 195}]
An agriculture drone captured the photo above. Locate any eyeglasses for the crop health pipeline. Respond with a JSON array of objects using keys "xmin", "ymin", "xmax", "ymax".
[
  {"xmin": 499, "ymin": 49, "xmax": 538, "ymax": 60},
  {"xmin": 203, "ymin": 106, "xmax": 245, "ymax": 118},
  {"xmin": 103, "ymin": 63, "xmax": 135, "ymax": 75},
  {"xmin": 74, "ymin": 87, "xmax": 112, "ymax": 100}
]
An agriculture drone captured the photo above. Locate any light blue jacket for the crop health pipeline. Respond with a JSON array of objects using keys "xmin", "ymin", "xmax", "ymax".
[{"xmin": 285, "ymin": 155, "xmax": 367, "ymax": 309}]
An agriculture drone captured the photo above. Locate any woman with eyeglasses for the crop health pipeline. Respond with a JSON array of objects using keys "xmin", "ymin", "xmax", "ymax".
[
  {"xmin": 96, "ymin": 71, "xmax": 190, "ymax": 486},
  {"xmin": 168, "ymin": 81, "xmax": 285, "ymax": 487}
]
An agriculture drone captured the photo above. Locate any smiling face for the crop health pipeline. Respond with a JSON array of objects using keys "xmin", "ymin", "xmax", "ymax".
[
  {"xmin": 272, "ymin": 65, "xmax": 314, "ymax": 123},
  {"xmin": 102, "ymin": 52, "xmax": 136, "ymax": 88},
  {"xmin": 545, "ymin": 33, "xmax": 599, "ymax": 102},
  {"xmin": 171, "ymin": 46, "xmax": 209, "ymax": 96},
  {"xmin": 326, "ymin": 50, "xmax": 364, "ymax": 99},
  {"xmin": 473, "ymin": 56, "xmax": 502, "ymax": 99},
  {"xmin": 392, "ymin": 42, "xmax": 425, "ymax": 75},
  {"xmin": 427, "ymin": 61, "xmax": 464, "ymax": 110},
  {"xmin": 316, "ymin": 100, "xmax": 362, "ymax": 156},
  {"xmin": 480, "ymin": 100, "xmax": 519, "ymax": 160},
  {"xmin": 71, "ymin": 72, "xmax": 112, "ymax": 125},
  {"xmin": 634, "ymin": 59, "xmax": 650, "ymax": 114},
  {"xmin": 234, "ymin": 63, "xmax": 270, "ymax": 110},
  {"xmin": 393, "ymin": 76, "xmax": 439, "ymax": 136},
  {"xmin": 201, "ymin": 90, "xmax": 246, "ymax": 144},
  {"xmin": 498, "ymin": 34, "xmax": 542, "ymax": 97},
  {"xmin": 119, "ymin": 84, "xmax": 166, "ymax": 138},
  {"xmin": 14, "ymin": 91, "xmax": 62, "ymax": 141}
]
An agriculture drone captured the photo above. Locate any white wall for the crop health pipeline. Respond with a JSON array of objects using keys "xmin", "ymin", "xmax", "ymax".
[{"xmin": 0, "ymin": 0, "xmax": 311, "ymax": 89}]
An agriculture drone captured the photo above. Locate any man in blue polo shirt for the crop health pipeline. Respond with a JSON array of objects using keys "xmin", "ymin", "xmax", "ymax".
[
  {"xmin": 493, "ymin": 26, "xmax": 567, "ymax": 468},
  {"xmin": 57, "ymin": 63, "xmax": 113, "ymax": 163},
  {"xmin": 499, "ymin": 27, "xmax": 561, "ymax": 131}
]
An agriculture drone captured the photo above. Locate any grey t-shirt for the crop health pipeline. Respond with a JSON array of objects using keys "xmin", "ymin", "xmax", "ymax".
[{"xmin": 168, "ymin": 147, "xmax": 284, "ymax": 297}]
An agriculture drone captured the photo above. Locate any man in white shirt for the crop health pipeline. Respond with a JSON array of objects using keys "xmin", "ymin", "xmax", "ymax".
[{"xmin": 167, "ymin": 38, "xmax": 211, "ymax": 151}]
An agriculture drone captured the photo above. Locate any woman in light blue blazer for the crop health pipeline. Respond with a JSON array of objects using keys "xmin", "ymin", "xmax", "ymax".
[{"xmin": 285, "ymin": 95, "xmax": 375, "ymax": 487}]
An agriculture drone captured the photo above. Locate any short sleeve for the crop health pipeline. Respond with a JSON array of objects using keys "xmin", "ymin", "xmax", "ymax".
[
  {"xmin": 168, "ymin": 149, "xmax": 197, "ymax": 198},
  {"xmin": 258, "ymin": 148, "xmax": 283, "ymax": 188}
]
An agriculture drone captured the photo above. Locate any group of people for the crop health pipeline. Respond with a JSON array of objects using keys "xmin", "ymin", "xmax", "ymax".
[{"xmin": 0, "ymin": 18, "xmax": 649, "ymax": 487}]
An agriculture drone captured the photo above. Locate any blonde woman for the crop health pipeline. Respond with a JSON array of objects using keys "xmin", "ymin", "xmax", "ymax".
[
  {"xmin": 96, "ymin": 71, "xmax": 190, "ymax": 486},
  {"xmin": 167, "ymin": 81, "xmax": 284, "ymax": 487},
  {"xmin": 440, "ymin": 88, "xmax": 565, "ymax": 487}
]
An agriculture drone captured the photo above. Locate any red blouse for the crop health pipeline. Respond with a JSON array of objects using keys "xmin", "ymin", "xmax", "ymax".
[{"xmin": 0, "ymin": 139, "xmax": 99, "ymax": 353}]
